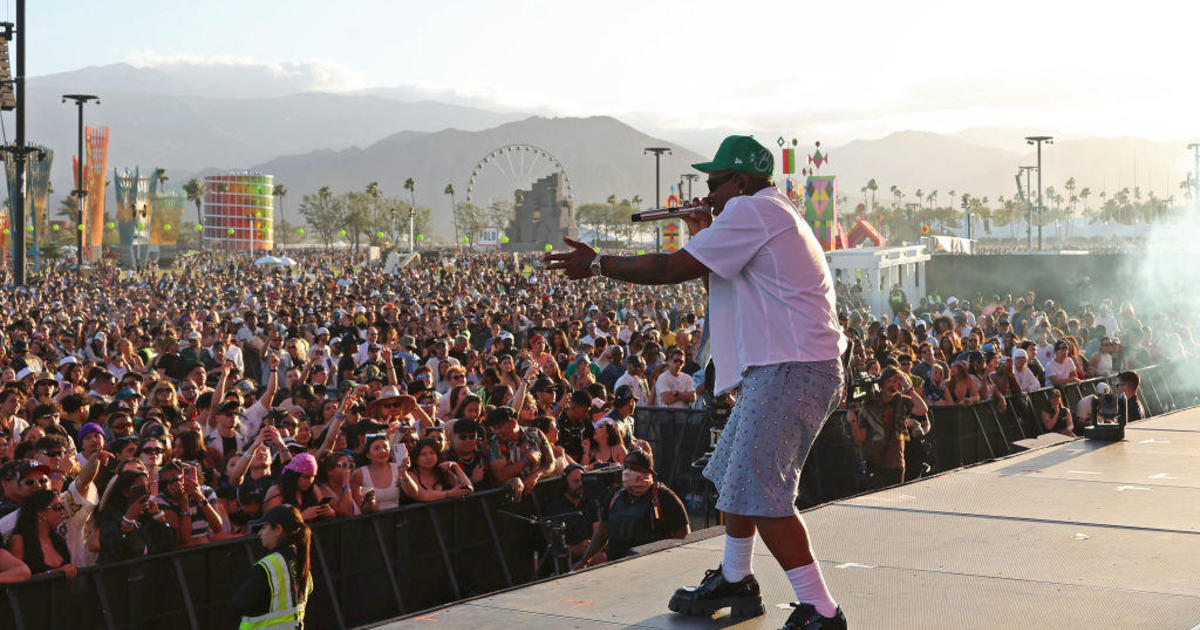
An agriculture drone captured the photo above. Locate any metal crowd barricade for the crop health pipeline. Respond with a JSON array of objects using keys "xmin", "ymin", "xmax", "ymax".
[
  {"xmin": 0, "ymin": 470, "xmax": 627, "ymax": 630},
  {"xmin": 633, "ymin": 406, "xmax": 712, "ymax": 489}
]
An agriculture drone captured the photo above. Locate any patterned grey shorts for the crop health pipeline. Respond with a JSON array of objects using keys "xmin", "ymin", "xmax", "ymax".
[{"xmin": 703, "ymin": 359, "xmax": 844, "ymax": 518}]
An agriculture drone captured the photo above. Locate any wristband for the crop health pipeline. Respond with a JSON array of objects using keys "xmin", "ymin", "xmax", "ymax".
[
  {"xmin": 122, "ymin": 516, "xmax": 138, "ymax": 526},
  {"xmin": 153, "ymin": 512, "xmax": 167, "ymax": 522}
]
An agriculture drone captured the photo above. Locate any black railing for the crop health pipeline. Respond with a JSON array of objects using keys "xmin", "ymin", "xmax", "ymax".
[
  {"xmin": 0, "ymin": 468, "xmax": 624, "ymax": 630},
  {"xmin": 1, "ymin": 361, "xmax": 1194, "ymax": 629}
]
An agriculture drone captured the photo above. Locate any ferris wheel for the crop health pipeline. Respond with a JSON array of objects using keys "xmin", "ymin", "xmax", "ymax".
[{"xmin": 466, "ymin": 144, "xmax": 573, "ymax": 206}]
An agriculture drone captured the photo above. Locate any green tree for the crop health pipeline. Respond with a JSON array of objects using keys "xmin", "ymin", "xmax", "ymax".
[
  {"xmin": 182, "ymin": 178, "xmax": 207, "ymax": 229},
  {"xmin": 297, "ymin": 186, "xmax": 343, "ymax": 247},
  {"xmin": 486, "ymin": 200, "xmax": 514, "ymax": 233},
  {"xmin": 576, "ymin": 202, "xmax": 609, "ymax": 245},
  {"xmin": 453, "ymin": 202, "xmax": 487, "ymax": 246},
  {"xmin": 343, "ymin": 190, "xmax": 373, "ymax": 249}
]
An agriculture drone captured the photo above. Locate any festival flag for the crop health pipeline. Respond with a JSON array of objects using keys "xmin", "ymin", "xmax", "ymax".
[
  {"xmin": 782, "ymin": 148, "xmax": 796, "ymax": 174},
  {"xmin": 666, "ymin": 194, "xmax": 681, "ymax": 208}
]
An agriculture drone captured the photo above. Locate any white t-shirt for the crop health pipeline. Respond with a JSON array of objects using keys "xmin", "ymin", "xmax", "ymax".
[
  {"xmin": 683, "ymin": 186, "xmax": 846, "ymax": 395},
  {"xmin": 614, "ymin": 372, "xmax": 649, "ymax": 407},
  {"xmin": 1014, "ymin": 366, "xmax": 1041, "ymax": 392},
  {"xmin": 654, "ymin": 370, "xmax": 695, "ymax": 408},
  {"xmin": 1044, "ymin": 357, "xmax": 1077, "ymax": 386}
]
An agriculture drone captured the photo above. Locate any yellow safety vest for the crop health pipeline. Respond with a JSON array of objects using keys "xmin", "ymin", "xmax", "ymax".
[{"xmin": 239, "ymin": 551, "xmax": 313, "ymax": 630}]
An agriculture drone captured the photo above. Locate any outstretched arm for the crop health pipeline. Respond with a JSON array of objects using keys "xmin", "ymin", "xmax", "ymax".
[{"xmin": 544, "ymin": 238, "xmax": 708, "ymax": 285}]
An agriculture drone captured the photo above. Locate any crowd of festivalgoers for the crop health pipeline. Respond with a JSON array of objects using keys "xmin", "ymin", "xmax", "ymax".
[{"xmin": 0, "ymin": 248, "xmax": 1192, "ymax": 584}]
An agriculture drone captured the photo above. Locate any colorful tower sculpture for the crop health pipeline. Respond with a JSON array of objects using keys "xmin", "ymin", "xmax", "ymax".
[
  {"xmin": 802, "ymin": 141, "xmax": 837, "ymax": 251},
  {"xmin": 203, "ymin": 172, "xmax": 274, "ymax": 252},
  {"xmin": 113, "ymin": 167, "xmax": 155, "ymax": 266},
  {"xmin": 82, "ymin": 126, "xmax": 108, "ymax": 262},
  {"xmin": 152, "ymin": 189, "xmax": 185, "ymax": 262},
  {"xmin": 3, "ymin": 146, "xmax": 51, "ymax": 263}
]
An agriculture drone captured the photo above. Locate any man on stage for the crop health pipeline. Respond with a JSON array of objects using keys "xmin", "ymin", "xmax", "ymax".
[{"xmin": 545, "ymin": 135, "xmax": 848, "ymax": 629}]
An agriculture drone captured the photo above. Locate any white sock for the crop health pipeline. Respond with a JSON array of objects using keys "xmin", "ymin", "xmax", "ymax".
[
  {"xmin": 721, "ymin": 535, "xmax": 755, "ymax": 582},
  {"xmin": 786, "ymin": 562, "xmax": 838, "ymax": 618}
]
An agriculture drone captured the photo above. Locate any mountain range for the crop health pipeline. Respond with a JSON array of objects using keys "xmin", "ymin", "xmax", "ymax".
[{"xmin": 14, "ymin": 63, "xmax": 1198, "ymax": 238}]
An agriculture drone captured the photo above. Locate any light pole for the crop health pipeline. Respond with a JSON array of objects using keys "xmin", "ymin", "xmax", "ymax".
[
  {"xmin": 1018, "ymin": 165, "xmax": 1037, "ymax": 250},
  {"xmin": 62, "ymin": 94, "xmax": 98, "ymax": 268},
  {"xmin": 3, "ymin": 4, "xmax": 26, "ymax": 284},
  {"xmin": 1188, "ymin": 143, "xmax": 1200, "ymax": 211},
  {"xmin": 408, "ymin": 207, "xmax": 415, "ymax": 254},
  {"xmin": 644, "ymin": 147, "xmax": 671, "ymax": 252},
  {"xmin": 1025, "ymin": 136, "xmax": 1053, "ymax": 250},
  {"xmin": 682, "ymin": 173, "xmax": 699, "ymax": 201}
]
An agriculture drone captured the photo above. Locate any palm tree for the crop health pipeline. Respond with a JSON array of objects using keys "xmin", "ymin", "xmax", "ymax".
[
  {"xmin": 403, "ymin": 178, "xmax": 415, "ymax": 206},
  {"xmin": 864, "ymin": 178, "xmax": 878, "ymax": 212},
  {"xmin": 631, "ymin": 194, "xmax": 642, "ymax": 209},
  {"xmin": 444, "ymin": 184, "xmax": 457, "ymax": 243},
  {"xmin": 182, "ymin": 178, "xmax": 207, "ymax": 239},
  {"xmin": 273, "ymin": 184, "xmax": 288, "ymax": 245}
]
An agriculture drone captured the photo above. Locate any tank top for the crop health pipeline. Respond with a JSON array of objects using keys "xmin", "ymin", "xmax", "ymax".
[{"xmin": 357, "ymin": 464, "xmax": 401, "ymax": 511}]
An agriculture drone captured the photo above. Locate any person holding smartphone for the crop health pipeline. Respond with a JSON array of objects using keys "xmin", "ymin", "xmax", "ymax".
[{"xmin": 96, "ymin": 469, "xmax": 178, "ymax": 563}]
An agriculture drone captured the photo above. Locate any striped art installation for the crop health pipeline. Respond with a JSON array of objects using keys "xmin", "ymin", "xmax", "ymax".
[
  {"xmin": 84, "ymin": 126, "xmax": 109, "ymax": 261},
  {"xmin": 152, "ymin": 189, "xmax": 186, "ymax": 260},
  {"xmin": 2, "ymin": 145, "xmax": 51, "ymax": 261},
  {"xmin": 112, "ymin": 167, "xmax": 155, "ymax": 266},
  {"xmin": 203, "ymin": 172, "xmax": 274, "ymax": 251}
]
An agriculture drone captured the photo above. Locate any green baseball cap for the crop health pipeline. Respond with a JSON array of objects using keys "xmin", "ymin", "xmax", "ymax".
[{"xmin": 691, "ymin": 135, "xmax": 774, "ymax": 176}]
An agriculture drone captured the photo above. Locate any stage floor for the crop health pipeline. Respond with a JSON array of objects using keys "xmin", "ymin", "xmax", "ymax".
[{"xmin": 373, "ymin": 409, "xmax": 1200, "ymax": 629}]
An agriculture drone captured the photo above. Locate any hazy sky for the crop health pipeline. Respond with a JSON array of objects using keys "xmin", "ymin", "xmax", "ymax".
[{"xmin": 26, "ymin": 0, "xmax": 1200, "ymax": 144}]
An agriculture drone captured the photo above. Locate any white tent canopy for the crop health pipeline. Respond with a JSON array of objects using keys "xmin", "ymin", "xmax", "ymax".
[
  {"xmin": 278, "ymin": 255, "xmax": 298, "ymax": 266},
  {"xmin": 254, "ymin": 255, "xmax": 283, "ymax": 266}
]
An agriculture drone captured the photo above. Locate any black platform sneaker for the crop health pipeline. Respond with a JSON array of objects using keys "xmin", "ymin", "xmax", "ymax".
[
  {"xmin": 781, "ymin": 602, "xmax": 847, "ymax": 629},
  {"xmin": 668, "ymin": 566, "xmax": 765, "ymax": 619}
]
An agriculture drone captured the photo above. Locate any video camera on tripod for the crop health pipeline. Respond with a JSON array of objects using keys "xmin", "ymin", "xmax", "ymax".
[{"xmin": 499, "ymin": 509, "xmax": 584, "ymax": 578}]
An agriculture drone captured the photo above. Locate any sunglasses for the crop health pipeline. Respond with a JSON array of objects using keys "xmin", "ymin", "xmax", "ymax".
[
  {"xmin": 706, "ymin": 172, "xmax": 737, "ymax": 192},
  {"xmin": 46, "ymin": 503, "xmax": 66, "ymax": 512},
  {"xmin": 21, "ymin": 477, "xmax": 48, "ymax": 487},
  {"xmin": 140, "ymin": 447, "xmax": 164, "ymax": 455},
  {"xmin": 335, "ymin": 461, "xmax": 355, "ymax": 469}
]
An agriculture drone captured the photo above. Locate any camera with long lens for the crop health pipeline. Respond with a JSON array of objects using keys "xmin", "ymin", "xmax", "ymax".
[{"xmin": 846, "ymin": 372, "xmax": 881, "ymax": 407}]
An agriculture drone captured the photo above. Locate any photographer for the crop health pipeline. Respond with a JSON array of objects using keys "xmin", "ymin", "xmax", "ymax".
[{"xmin": 846, "ymin": 367, "xmax": 930, "ymax": 490}]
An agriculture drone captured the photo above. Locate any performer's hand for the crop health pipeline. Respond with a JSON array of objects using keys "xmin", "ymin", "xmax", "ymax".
[
  {"xmin": 681, "ymin": 211, "xmax": 713, "ymax": 237},
  {"xmin": 543, "ymin": 238, "xmax": 597, "ymax": 280}
]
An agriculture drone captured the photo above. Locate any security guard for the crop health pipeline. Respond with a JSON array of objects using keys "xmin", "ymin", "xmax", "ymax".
[{"xmin": 232, "ymin": 504, "xmax": 314, "ymax": 629}]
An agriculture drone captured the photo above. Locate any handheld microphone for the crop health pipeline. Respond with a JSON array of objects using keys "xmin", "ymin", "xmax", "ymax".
[{"xmin": 630, "ymin": 198, "xmax": 711, "ymax": 223}]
